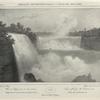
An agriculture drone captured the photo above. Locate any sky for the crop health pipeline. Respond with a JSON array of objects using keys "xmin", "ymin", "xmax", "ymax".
[{"xmin": 0, "ymin": 8, "xmax": 100, "ymax": 35}]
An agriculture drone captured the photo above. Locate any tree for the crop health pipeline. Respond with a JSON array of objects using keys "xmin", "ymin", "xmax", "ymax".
[
  {"xmin": 0, "ymin": 21, "xmax": 14, "ymax": 46},
  {"xmin": 9, "ymin": 23, "xmax": 17, "ymax": 33},
  {"xmin": 0, "ymin": 21, "xmax": 37, "ymax": 46},
  {"xmin": 16, "ymin": 22, "xmax": 24, "ymax": 33}
]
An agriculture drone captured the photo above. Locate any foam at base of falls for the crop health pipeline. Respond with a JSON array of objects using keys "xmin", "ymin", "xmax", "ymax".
[
  {"xmin": 10, "ymin": 33, "xmax": 38, "ymax": 82},
  {"xmin": 32, "ymin": 52, "xmax": 100, "ymax": 82},
  {"xmin": 10, "ymin": 33, "xmax": 100, "ymax": 82}
]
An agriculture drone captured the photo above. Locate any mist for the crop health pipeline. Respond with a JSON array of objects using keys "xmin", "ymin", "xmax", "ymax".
[
  {"xmin": 31, "ymin": 52, "xmax": 100, "ymax": 82},
  {"xmin": 5, "ymin": 8, "xmax": 100, "ymax": 82},
  {"xmin": 55, "ymin": 17, "xmax": 78, "ymax": 36},
  {"xmin": 31, "ymin": 52, "xmax": 96, "ymax": 82}
]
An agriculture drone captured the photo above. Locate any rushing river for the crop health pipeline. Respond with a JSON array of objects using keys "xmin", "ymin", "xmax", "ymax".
[
  {"xmin": 38, "ymin": 36, "xmax": 81, "ymax": 50},
  {"xmin": 11, "ymin": 33, "xmax": 38, "ymax": 82},
  {"xmin": 10, "ymin": 34, "xmax": 100, "ymax": 82}
]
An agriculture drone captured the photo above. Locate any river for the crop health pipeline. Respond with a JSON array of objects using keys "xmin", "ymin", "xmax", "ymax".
[{"xmin": 10, "ymin": 34, "xmax": 100, "ymax": 82}]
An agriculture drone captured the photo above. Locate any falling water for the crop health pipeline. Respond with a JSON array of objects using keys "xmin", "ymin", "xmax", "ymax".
[
  {"xmin": 9, "ymin": 33, "xmax": 100, "ymax": 82},
  {"xmin": 38, "ymin": 36, "xmax": 81, "ymax": 50},
  {"xmin": 10, "ymin": 33, "xmax": 38, "ymax": 82},
  {"xmin": 35, "ymin": 36, "xmax": 100, "ymax": 82}
]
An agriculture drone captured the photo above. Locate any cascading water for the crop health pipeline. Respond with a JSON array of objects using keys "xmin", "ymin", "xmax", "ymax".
[
  {"xmin": 38, "ymin": 36, "xmax": 81, "ymax": 50},
  {"xmin": 9, "ymin": 33, "xmax": 100, "ymax": 82},
  {"xmin": 34, "ymin": 36, "xmax": 100, "ymax": 82},
  {"xmin": 10, "ymin": 33, "xmax": 38, "ymax": 82}
]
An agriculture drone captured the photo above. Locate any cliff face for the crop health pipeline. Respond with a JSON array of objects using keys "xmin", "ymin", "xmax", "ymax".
[
  {"xmin": 80, "ymin": 28, "xmax": 100, "ymax": 50},
  {"xmin": 0, "ymin": 43, "xmax": 19, "ymax": 82},
  {"xmin": 81, "ymin": 35, "xmax": 100, "ymax": 50},
  {"xmin": 69, "ymin": 28, "xmax": 100, "ymax": 51}
]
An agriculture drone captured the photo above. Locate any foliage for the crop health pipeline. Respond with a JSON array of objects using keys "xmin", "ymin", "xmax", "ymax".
[
  {"xmin": 69, "ymin": 28, "xmax": 100, "ymax": 37},
  {"xmin": 0, "ymin": 21, "xmax": 14, "ymax": 46},
  {"xmin": 0, "ymin": 21, "xmax": 37, "ymax": 46},
  {"xmin": 7, "ymin": 22, "xmax": 37, "ymax": 44}
]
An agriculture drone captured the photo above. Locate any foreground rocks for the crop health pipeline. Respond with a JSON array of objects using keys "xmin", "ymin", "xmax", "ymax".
[
  {"xmin": 72, "ymin": 73, "xmax": 96, "ymax": 82},
  {"xmin": 24, "ymin": 73, "xmax": 43, "ymax": 82}
]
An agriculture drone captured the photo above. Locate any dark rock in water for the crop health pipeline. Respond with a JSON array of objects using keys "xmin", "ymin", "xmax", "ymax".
[
  {"xmin": 37, "ymin": 79, "xmax": 44, "ymax": 82},
  {"xmin": 72, "ymin": 73, "xmax": 96, "ymax": 82},
  {"xmin": 24, "ymin": 73, "xmax": 37, "ymax": 82}
]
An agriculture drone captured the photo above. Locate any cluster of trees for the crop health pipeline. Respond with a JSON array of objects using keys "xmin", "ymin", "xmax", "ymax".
[
  {"xmin": 0, "ymin": 21, "xmax": 37, "ymax": 46},
  {"xmin": 69, "ymin": 30, "xmax": 84, "ymax": 36},
  {"xmin": 7, "ymin": 22, "xmax": 37, "ymax": 44},
  {"xmin": 0, "ymin": 21, "xmax": 14, "ymax": 47},
  {"xmin": 69, "ymin": 28, "xmax": 100, "ymax": 37},
  {"xmin": 82, "ymin": 28, "xmax": 100, "ymax": 37}
]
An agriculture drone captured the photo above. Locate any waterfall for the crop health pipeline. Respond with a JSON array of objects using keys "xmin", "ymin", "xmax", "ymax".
[
  {"xmin": 10, "ymin": 33, "xmax": 38, "ymax": 82},
  {"xmin": 38, "ymin": 36, "xmax": 81, "ymax": 50},
  {"xmin": 9, "ymin": 33, "xmax": 100, "ymax": 82}
]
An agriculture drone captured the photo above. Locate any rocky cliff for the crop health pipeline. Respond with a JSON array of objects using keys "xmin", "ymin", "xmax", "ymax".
[
  {"xmin": 80, "ymin": 28, "xmax": 100, "ymax": 50},
  {"xmin": 0, "ymin": 42, "xmax": 19, "ymax": 82}
]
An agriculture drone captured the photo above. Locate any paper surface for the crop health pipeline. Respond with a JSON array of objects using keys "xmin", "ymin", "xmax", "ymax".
[{"xmin": 0, "ymin": 0, "xmax": 100, "ymax": 99}]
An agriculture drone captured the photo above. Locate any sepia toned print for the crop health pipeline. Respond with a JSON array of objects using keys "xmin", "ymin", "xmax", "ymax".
[{"xmin": 0, "ymin": 8, "xmax": 100, "ymax": 82}]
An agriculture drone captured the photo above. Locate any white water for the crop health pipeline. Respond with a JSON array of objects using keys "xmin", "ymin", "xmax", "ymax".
[
  {"xmin": 38, "ymin": 36, "xmax": 81, "ymax": 50},
  {"xmin": 10, "ymin": 33, "xmax": 38, "ymax": 82},
  {"xmin": 32, "ymin": 51, "xmax": 100, "ymax": 82},
  {"xmin": 34, "ymin": 37, "xmax": 100, "ymax": 82},
  {"xmin": 10, "ymin": 33, "xmax": 100, "ymax": 82}
]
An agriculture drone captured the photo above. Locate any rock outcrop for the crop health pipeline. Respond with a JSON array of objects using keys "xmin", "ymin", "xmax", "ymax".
[
  {"xmin": 0, "ymin": 42, "xmax": 19, "ymax": 82},
  {"xmin": 24, "ymin": 73, "xmax": 37, "ymax": 82},
  {"xmin": 24, "ymin": 73, "xmax": 43, "ymax": 82},
  {"xmin": 80, "ymin": 28, "xmax": 100, "ymax": 51},
  {"xmin": 72, "ymin": 73, "xmax": 96, "ymax": 82}
]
